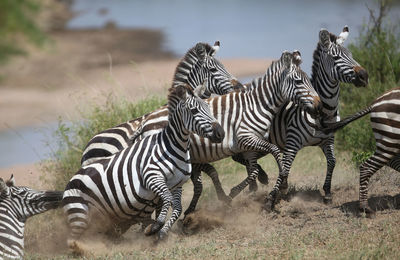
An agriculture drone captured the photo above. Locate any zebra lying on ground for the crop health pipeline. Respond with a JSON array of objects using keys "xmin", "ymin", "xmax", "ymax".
[
  {"xmin": 322, "ymin": 87, "xmax": 400, "ymax": 217},
  {"xmin": 227, "ymin": 26, "xmax": 368, "ymax": 209},
  {"xmin": 81, "ymin": 41, "xmax": 243, "ymax": 167},
  {"xmin": 62, "ymin": 84, "xmax": 224, "ymax": 244},
  {"xmin": 130, "ymin": 51, "xmax": 322, "ymax": 216},
  {"xmin": 0, "ymin": 175, "xmax": 62, "ymax": 259}
]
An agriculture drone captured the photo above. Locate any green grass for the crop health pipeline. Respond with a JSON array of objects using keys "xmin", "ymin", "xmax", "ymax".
[{"xmin": 41, "ymin": 94, "xmax": 166, "ymax": 190}]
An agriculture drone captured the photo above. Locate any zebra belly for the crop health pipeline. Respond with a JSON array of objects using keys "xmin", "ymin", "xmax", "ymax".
[{"xmin": 190, "ymin": 133, "xmax": 236, "ymax": 163}]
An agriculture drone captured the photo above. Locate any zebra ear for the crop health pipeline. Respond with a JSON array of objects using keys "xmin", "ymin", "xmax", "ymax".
[
  {"xmin": 0, "ymin": 178, "xmax": 8, "ymax": 194},
  {"xmin": 319, "ymin": 29, "xmax": 331, "ymax": 49},
  {"xmin": 174, "ymin": 85, "xmax": 189, "ymax": 100},
  {"xmin": 6, "ymin": 174, "xmax": 15, "ymax": 187},
  {"xmin": 336, "ymin": 25, "xmax": 349, "ymax": 45},
  {"xmin": 281, "ymin": 51, "xmax": 293, "ymax": 70},
  {"xmin": 210, "ymin": 41, "xmax": 220, "ymax": 56},
  {"xmin": 292, "ymin": 50, "xmax": 302, "ymax": 66},
  {"xmin": 195, "ymin": 43, "xmax": 207, "ymax": 61},
  {"xmin": 193, "ymin": 83, "xmax": 207, "ymax": 97}
]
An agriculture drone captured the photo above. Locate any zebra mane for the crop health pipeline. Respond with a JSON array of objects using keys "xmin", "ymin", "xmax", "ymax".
[
  {"xmin": 264, "ymin": 58, "xmax": 282, "ymax": 78},
  {"xmin": 167, "ymin": 84, "xmax": 193, "ymax": 116},
  {"xmin": 172, "ymin": 43, "xmax": 213, "ymax": 86},
  {"xmin": 311, "ymin": 43, "xmax": 324, "ymax": 85}
]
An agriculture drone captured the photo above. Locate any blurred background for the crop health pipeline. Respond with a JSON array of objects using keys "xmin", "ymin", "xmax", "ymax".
[{"xmin": 0, "ymin": 0, "xmax": 399, "ymax": 182}]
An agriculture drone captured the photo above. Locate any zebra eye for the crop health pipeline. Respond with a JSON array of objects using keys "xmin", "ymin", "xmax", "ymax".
[
  {"xmin": 190, "ymin": 107, "xmax": 200, "ymax": 114},
  {"xmin": 209, "ymin": 67, "xmax": 218, "ymax": 73},
  {"xmin": 294, "ymin": 79, "xmax": 303, "ymax": 85}
]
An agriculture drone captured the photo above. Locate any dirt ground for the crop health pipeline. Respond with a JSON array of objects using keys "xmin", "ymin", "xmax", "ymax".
[{"xmin": 23, "ymin": 152, "xmax": 400, "ymax": 259}]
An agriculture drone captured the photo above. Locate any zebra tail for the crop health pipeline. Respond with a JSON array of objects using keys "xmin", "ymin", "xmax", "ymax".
[{"xmin": 321, "ymin": 106, "xmax": 372, "ymax": 134}]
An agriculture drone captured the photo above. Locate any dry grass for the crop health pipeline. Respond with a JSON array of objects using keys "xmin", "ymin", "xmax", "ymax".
[{"xmin": 24, "ymin": 147, "xmax": 400, "ymax": 259}]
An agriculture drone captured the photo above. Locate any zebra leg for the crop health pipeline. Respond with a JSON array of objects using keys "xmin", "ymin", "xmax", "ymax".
[
  {"xmin": 184, "ymin": 167, "xmax": 203, "ymax": 217},
  {"xmin": 359, "ymin": 151, "xmax": 389, "ymax": 218},
  {"xmin": 63, "ymin": 195, "xmax": 90, "ymax": 241},
  {"xmin": 265, "ymin": 148, "xmax": 298, "ymax": 210},
  {"xmin": 200, "ymin": 163, "xmax": 232, "ymax": 204},
  {"xmin": 232, "ymin": 154, "xmax": 257, "ymax": 192},
  {"xmin": 144, "ymin": 179, "xmax": 173, "ymax": 236},
  {"xmin": 232, "ymin": 153, "xmax": 269, "ymax": 189},
  {"xmin": 158, "ymin": 187, "xmax": 183, "ymax": 240},
  {"xmin": 320, "ymin": 137, "xmax": 336, "ymax": 204},
  {"xmin": 229, "ymin": 158, "xmax": 259, "ymax": 198}
]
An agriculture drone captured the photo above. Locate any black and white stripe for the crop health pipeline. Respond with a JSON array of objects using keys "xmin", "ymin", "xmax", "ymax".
[
  {"xmin": 80, "ymin": 41, "xmax": 243, "ymax": 167},
  {"xmin": 62, "ymin": 84, "xmax": 224, "ymax": 242},
  {"xmin": 322, "ymin": 87, "xmax": 400, "ymax": 216},
  {"xmin": 263, "ymin": 26, "xmax": 368, "ymax": 207},
  {"xmin": 132, "ymin": 51, "xmax": 322, "ymax": 215},
  {"xmin": 0, "ymin": 175, "xmax": 62, "ymax": 259}
]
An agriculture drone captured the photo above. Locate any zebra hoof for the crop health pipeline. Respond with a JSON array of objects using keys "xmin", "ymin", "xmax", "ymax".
[
  {"xmin": 67, "ymin": 239, "xmax": 85, "ymax": 257},
  {"xmin": 228, "ymin": 189, "xmax": 239, "ymax": 199},
  {"xmin": 144, "ymin": 221, "xmax": 163, "ymax": 236},
  {"xmin": 220, "ymin": 194, "xmax": 232, "ymax": 205},
  {"xmin": 248, "ymin": 181, "xmax": 258, "ymax": 193},
  {"xmin": 262, "ymin": 197, "xmax": 275, "ymax": 212},
  {"xmin": 323, "ymin": 195, "xmax": 332, "ymax": 204},
  {"xmin": 157, "ymin": 230, "xmax": 168, "ymax": 241},
  {"xmin": 257, "ymin": 168, "xmax": 269, "ymax": 185},
  {"xmin": 360, "ymin": 207, "xmax": 376, "ymax": 219}
]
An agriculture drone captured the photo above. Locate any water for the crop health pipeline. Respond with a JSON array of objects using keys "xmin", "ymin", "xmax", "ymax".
[
  {"xmin": 0, "ymin": 124, "xmax": 59, "ymax": 168},
  {"xmin": 2, "ymin": 1, "xmax": 399, "ymax": 168},
  {"xmin": 68, "ymin": 0, "xmax": 400, "ymax": 74}
]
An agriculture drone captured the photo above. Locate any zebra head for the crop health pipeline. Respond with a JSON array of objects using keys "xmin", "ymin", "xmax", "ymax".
[
  {"xmin": 169, "ymin": 84, "xmax": 225, "ymax": 143},
  {"xmin": 281, "ymin": 51, "xmax": 322, "ymax": 116},
  {"xmin": 0, "ymin": 175, "xmax": 62, "ymax": 222},
  {"xmin": 316, "ymin": 26, "xmax": 368, "ymax": 87},
  {"xmin": 173, "ymin": 41, "xmax": 244, "ymax": 99}
]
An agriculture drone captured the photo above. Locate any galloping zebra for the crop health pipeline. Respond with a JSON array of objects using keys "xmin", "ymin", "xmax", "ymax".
[
  {"xmin": 322, "ymin": 87, "xmax": 400, "ymax": 217},
  {"xmin": 81, "ymin": 41, "xmax": 243, "ymax": 167},
  {"xmin": 62, "ymin": 84, "xmax": 225, "ymax": 243},
  {"xmin": 0, "ymin": 175, "xmax": 62, "ymax": 259},
  {"xmin": 261, "ymin": 26, "xmax": 368, "ymax": 208},
  {"xmin": 130, "ymin": 51, "xmax": 322, "ymax": 215}
]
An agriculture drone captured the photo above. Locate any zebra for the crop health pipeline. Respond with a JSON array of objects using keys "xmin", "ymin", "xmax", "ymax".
[
  {"xmin": 321, "ymin": 87, "xmax": 400, "ymax": 217},
  {"xmin": 0, "ymin": 175, "xmax": 63, "ymax": 259},
  {"xmin": 220, "ymin": 26, "xmax": 368, "ymax": 209},
  {"xmin": 62, "ymin": 84, "xmax": 225, "ymax": 244},
  {"xmin": 129, "ymin": 51, "xmax": 322, "ymax": 216},
  {"xmin": 80, "ymin": 41, "xmax": 243, "ymax": 167},
  {"xmin": 262, "ymin": 26, "xmax": 369, "ymax": 208}
]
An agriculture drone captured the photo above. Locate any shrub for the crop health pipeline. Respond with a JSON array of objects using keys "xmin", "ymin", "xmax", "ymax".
[
  {"xmin": 0, "ymin": 0, "xmax": 47, "ymax": 64},
  {"xmin": 41, "ymin": 95, "xmax": 166, "ymax": 190},
  {"xmin": 336, "ymin": 0, "xmax": 400, "ymax": 165}
]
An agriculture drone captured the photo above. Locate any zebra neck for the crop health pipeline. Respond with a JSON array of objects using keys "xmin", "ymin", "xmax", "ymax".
[
  {"xmin": 173, "ymin": 62, "xmax": 204, "ymax": 91},
  {"xmin": 164, "ymin": 113, "xmax": 191, "ymax": 152},
  {"xmin": 312, "ymin": 54, "xmax": 341, "ymax": 122},
  {"xmin": 248, "ymin": 74, "xmax": 284, "ymax": 114}
]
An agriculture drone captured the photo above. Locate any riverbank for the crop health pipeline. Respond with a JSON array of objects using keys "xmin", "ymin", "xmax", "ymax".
[
  {"xmin": 0, "ymin": 27, "xmax": 271, "ymax": 183},
  {"xmin": 0, "ymin": 28, "xmax": 271, "ymax": 132}
]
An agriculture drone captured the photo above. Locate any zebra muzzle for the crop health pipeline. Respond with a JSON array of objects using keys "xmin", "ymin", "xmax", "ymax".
[
  {"xmin": 231, "ymin": 79, "xmax": 245, "ymax": 91},
  {"xmin": 353, "ymin": 66, "xmax": 368, "ymax": 87},
  {"xmin": 40, "ymin": 191, "xmax": 64, "ymax": 209},
  {"xmin": 209, "ymin": 122, "xmax": 225, "ymax": 143}
]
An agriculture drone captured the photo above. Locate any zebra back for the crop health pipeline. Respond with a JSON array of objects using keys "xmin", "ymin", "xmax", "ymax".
[{"xmin": 80, "ymin": 41, "xmax": 242, "ymax": 167}]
